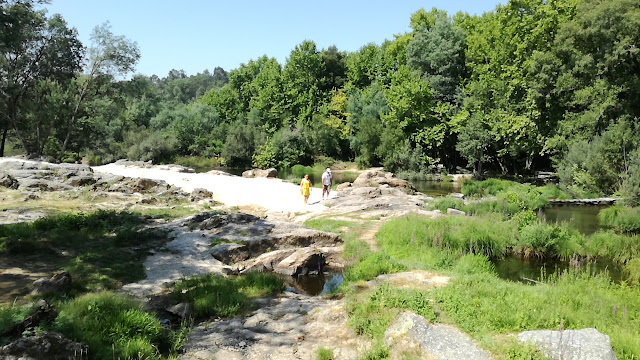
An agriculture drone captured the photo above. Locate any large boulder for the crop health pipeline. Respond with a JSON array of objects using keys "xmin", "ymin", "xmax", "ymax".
[
  {"xmin": 384, "ymin": 311, "xmax": 491, "ymax": 360},
  {"xmin": 518, "ymin": 328, "xmax": 617, "ymax": 360},
  {"xmin": 0, "ymin": 173, "xmax": 18, "ymax": 189},
  {"xmin": 273, "ymin": 248, "xmax": 326, "ymax": 276},
  {"xmin": 242, "ymin": 168, "xmax": 278, "ymax": 178},
  {"xmin": 30, "ymin": 271, "xmax": 72, "ymax": 296},
  {"xmin": 211, "ymin": 243, "xmax": 250, "ymax": 264},
  {"xmin": 18, "ymin": 178, "xmax": 73, "ymax": 192},
  {"xmin": 352, "ymin": 169, "xmax": 415, "ymax": 192},
  {"xmin": 0, "ymin": 332, "xmax": 88, "ymax": 360},
  {"xmin": 190, "ymin": 188, "xmax": 213, "ymax": 202}
]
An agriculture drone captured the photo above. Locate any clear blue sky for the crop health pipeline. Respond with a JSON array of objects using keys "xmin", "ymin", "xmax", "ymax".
[{"xmin": 44, "ymin": 1, "xmax": 502, "ymax": 77}]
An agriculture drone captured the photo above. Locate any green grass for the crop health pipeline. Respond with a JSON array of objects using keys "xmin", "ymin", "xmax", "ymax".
[
  {"xmin": 432, "ymin": 270, "xmax": 640, "ymax": 359},
  {"xmin": 515, "ymin": 222, "xmax": 583, "ymax": 260},
  {"xmin": 599, "ymin": 206, "xmax": 640, "ymax": 234},
  {"xmin": 315, "ymin": 346, "xmax": 335, "ymax": 360},
  {"xmin": 378, "ymin": 213, "xmax": 516, "ymax": 261},
  {"xmin": 337, "ymin": 213, "xmax": 640, "ymax": 359},
  {"xmin": 347, "ymin": 284, "xmax": 436, "ymax": 340},
  {"xmin": 304, "ymin": 218, "xmax": 360, "ymax": 233},
  {"xmin": 0, "ymin": 210, "xmax": 170, "ymax": 294},
  {"xmin": 52, "ymin": 292, "xmax": 186, "ymax": 360},
  {"xmin": 581, "ymin": 231, "xmax": 640, "ymax": 264},
  {"xmin": 171, "ymin": 273, "xmax": 284, "ymax": 318}
]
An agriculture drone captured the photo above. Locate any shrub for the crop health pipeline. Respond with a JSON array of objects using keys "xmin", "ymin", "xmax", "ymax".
[{"xmin": 291, "ymin": 164, "xmax": 314, "ymax": 178}]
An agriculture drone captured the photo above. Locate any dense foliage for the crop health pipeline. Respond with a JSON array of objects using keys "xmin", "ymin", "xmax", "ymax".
[{"xmin": 2, "ymin": 0, "xmax": 640, "ymax": 201}]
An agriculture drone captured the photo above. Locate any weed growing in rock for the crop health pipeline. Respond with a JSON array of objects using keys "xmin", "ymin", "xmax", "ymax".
[{"xmin": 315, "ymin": 346, "xmax": 335, "ymax": 360}]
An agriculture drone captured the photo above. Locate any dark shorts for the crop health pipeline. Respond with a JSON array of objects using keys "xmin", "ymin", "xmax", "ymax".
[{"xmin": 322, "ymin": 185, "xmax": 331, "ymax": 192}]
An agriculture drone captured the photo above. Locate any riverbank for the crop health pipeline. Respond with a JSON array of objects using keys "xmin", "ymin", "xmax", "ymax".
[{"xmin": 1, "ymin": 158, "xmax": 637, "ymax": 359}]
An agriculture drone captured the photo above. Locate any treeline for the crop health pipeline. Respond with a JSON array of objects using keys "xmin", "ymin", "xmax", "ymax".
[{"xmin": 2, "ymin": 0, "xmax": 640, "ymax": 203}]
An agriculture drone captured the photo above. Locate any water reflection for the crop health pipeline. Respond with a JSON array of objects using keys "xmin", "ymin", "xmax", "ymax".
[
  {"xmin": 492, "ymin": 256, "xmax": 623, "ymax": 284},
  {"xmin": 277, "ymin": 272, "xmax": 343, "ymax": 296},
  {"xmin": 540, "ymin": 205, "xmax": 605, "ymax": 235},
  {"xmin": 411, "ymin": 180, "xmax": 461, "ymax": 197}
]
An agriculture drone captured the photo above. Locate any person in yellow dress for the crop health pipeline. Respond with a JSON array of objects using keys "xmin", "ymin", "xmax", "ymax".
[{"xmin": 300, "ymin": 174, "xmax": 311, "ymax": 204}]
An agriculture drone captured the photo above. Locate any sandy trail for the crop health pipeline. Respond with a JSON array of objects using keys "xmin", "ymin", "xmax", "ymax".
[{"xmin": 92, "ymin": 163, "xmax": 337, "ymax": 216}]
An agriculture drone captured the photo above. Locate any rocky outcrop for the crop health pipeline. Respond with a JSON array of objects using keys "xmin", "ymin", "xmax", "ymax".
[
  {"xmin": 446, "ymin": 208, "xmax": 466, "ymax": 216},
  {"xmin": 193, "ymin": 213, "xmax": 341, "ymax": 264},
  {"xmin": 518, "ymin": 328, "xmax": 617, "ymax": 360},
  {"xmin": 0, "ymin": 332, "xmax": 88, "ymax": 360},
  {"xmin": 352, "ymin": 169, "xmax": 415, "ymax": 192},
  {"xmin": 273, "ymin": 248, "xmax": 326, "ymax": 276},
  {"xmin": 180, "ymin": 293, "xmax": 368, "ymax": 360},
  {"xmin": 30, "ymin": 271, "xmax": 72, "ymax": 296},
  {"xmin": 384, "ymin": 311, "xmax": 491, "ymax": 360},
  {"xmin": 0, "ymin": 159, "xmax": 182, "ymax": 196},
  {"xmin": 190, "ymin": 188, "xmax": 213, "ymax": 202},
  {"xmin": 242, "ymin": 168, "xmax": 278, "ymax": 178}
]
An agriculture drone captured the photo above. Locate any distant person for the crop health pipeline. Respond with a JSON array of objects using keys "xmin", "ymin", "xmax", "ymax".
[
  {"xmin": 300, "ymin": 174, "xmax": 311, "ymax": 204},
  {"xmin": 321, "ymin": 168, "xmax": 333, "ymax": 200}
]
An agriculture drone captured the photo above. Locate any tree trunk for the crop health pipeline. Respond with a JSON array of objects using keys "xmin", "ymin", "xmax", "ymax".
[{"xmin": 0, "ymin": 127, "xmax": 7, "ymax": 157}]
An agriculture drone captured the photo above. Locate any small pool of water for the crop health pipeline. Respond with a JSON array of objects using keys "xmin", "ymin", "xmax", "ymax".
[
  {"xmin": 493, "ymin": 256, "xmax": 623, "ymax": 284},
  {"xmin": 411, "ymin": 180, "xmax": 461, "ymax": 197},
  {"xmin": 539, "ymin": 205, "xmax": 606, "ymax": 235},
  {"xmin": 277, "ymin": 272, "xmax": 343, "ymax": 296}
]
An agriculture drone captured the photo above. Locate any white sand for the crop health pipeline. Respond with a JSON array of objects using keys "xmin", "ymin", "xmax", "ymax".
[{"xmin": 92, "ymin": 163, "xmax": 335, "ymax": 214}]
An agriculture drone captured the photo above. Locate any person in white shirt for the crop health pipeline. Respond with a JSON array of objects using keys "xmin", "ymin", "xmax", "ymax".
[{"xmin": 321, "ymin": 168, "xmax": 333, "ymax": 200}]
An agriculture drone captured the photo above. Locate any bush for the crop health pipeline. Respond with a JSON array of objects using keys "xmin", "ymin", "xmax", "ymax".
[
  {"xmin": 291, "ymin": 164, "xmax": 314, "ymax": 178},
  {"xmin": 126, "ymin": 129, "xmax": 177, "ymax": 163}
]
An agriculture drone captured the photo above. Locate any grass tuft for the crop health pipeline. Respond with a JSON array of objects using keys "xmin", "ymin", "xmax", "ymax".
[{"xmin": 171, "ymin": 273, "xmax": 284, "ymax": 318}]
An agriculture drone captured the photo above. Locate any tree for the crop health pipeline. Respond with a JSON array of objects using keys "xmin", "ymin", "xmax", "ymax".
[
  {"xmin": 407, "ymin": 18, "xmax": 467, "ymax": 103},
  {"xmin": 282, "ymin": 41, "xmax": 324, "ymax": 124},
  {"xmin": 56, "ymin": 22, "xmax": 140, "ymax": 161},
  {"xmin": 0, "ymin": 1, "xmax": 83, "ymax": 157}
]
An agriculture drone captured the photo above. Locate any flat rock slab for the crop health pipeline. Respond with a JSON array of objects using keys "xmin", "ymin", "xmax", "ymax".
[
  {"xmin": 180, "ymin": 293, "xmax": 369, "ymax": 360},
  {"xmin": 367, "ymin": 270, "xmax": 450, "ymax": 291},
  {"xmin": 518, "ymin": 328, "xmax": 617, "ymax": 360},
  {"xmin": 385, "ymin": 311, "xmax": 491, "ymax": 360},
  {"xmin": 122, "ymin": 221, "xmax": 227, "ymax": 297}
]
